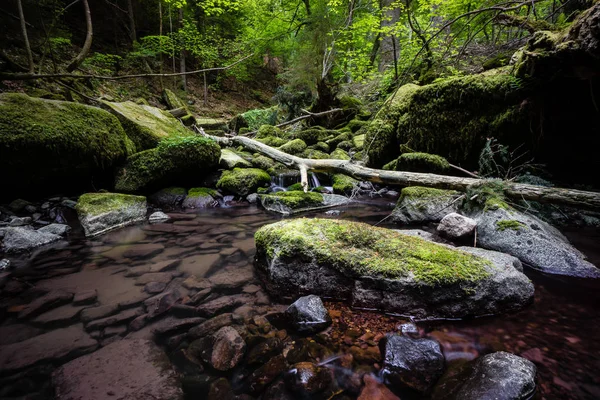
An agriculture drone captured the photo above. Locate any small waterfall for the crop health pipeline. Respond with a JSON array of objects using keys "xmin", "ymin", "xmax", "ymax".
[{"xmin": 310, "ymin": 173, "xmax": 320, "ymax": 188}]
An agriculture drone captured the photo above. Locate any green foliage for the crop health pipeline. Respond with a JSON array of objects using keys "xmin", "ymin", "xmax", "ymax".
[
  {"xmin": 243, "ymin": 108, "xmax": 279, "ymax": 131},
  {"xmin": 82, "ymin": 53, "xmax": 123, "ymax": 75}
]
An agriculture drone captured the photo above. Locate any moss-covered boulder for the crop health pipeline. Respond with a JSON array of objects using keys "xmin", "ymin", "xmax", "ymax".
[
  {"xmin": 392, "ymin": 187, "xmax": 461, "ymax": 224},
  {"xmin": 258, "ymin": 191, "xmax": 350, "ymax": 215},
  {"xmin": 300, "ymin": 149, "xmax": 330, "ymax": 160},
  {"xmin": 293, "ymin": 129, "xmax": 334, "ymax": 145},
  {"xmin": 254, "ymin": 218, "xmax": 534, "ymax": 318},
  {"xmin": 162, "ymin": 88, "xmax": 188, "ymax": 110},
  {"xmin": 220, "ymin": 149, "xmax": 253, "ymax": 169},
  {"xmin": 330, "ymin": 148, "xmax": 351, "ymax": 160},
  {"xmin": 332, "ymin": 174, "xmax": 358, "ymax": 195},
  {"xmin": 252, "ymin": 155, "xmax": 276, "ymax": 171},
  {"xmin": 385, "ymin": 152, "xmax": 450, "ymax": 173},
  {"xmin": 101, "ymin": 100, "xmax": 192, "ymax": 151},
  {"xmin": 115, "ymin": 136, "xmax": 220, "ymax": 193},
  {"xmin": 0, "ymin": 93, "xmax": 132, "ymax": 198},
  {"xmin": 326, "ymin": 132, "xmax": 352, "ymax": 149},
  {"xmin": 311, "ymin": 142, "xmax": 330, "ymax": 153},
  {"xmin": 182, "ymin": 187, "xmax": 219, "ymax": 209},
  {"xmin": 257, "ymin": 136, "xmax": 287, "ymax": 147},
  {"xmin": 217, "ymin": 168, "xmax": 271, "ymax": 196},
  {"xmin": 149, "ymin": 187, "xmax": 187, "ymax": 208},
  {"xmin": 278, "ymin": 139, "xmax": 307, "ymax": 155},
  {"xmin": 76, "ymin": 192, "xmax": 147, "ymax": 237},
  {"xmin": 196, "ymin": 118, "xmax": 228, "ymax": 131},
  {"xmin": 353, "ymin": 134, "xmax": 365, "ymax": 150}
]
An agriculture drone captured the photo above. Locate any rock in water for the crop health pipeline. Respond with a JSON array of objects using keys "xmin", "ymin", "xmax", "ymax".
[
  {"xmin": 432, "ymin": 352, "xmax": 536, "ymax": 400},
  {"xmin": 148, "ymin": 211, "xmax": 170, "ymax": 223},
  {"xmin": 474, "ymin": 204, "xmax": 600, "ymax": 278},
  {"xmin": 0, "ymin": 226, "xmax": 62, "ymax": 253},
  {"xmin": 437, "ymin": 213, "xmax": 476, "ymax": 239},
  {"xmin": 391, "ymin": 187, "xmax": 461, "ymax": 224},
  {"xmin": 358, "ymin": 374, "xmax": 400, "ymax": 400},
  {"xmin": 217, "ymin": 168, "xmax": 271, "ymax": 196},
  {"xmin": 382, "ymin": 335, "xmax": 445, "ymax": 393},
  {"xmin": 76, "ymin": 192, "xmax": 147, "ymax": 237},
  {"xmin": 149, "ymin": 187, "xmax": 187, "ymax": 208},
  {"xmin": 38, "ymin": 223, "xmax": 71, "ymax": 236},
  {"xmin": 258, "ymin": 191, "xmax": 350, "ymax": 215},
  {"xmin": 285, "ymin": 295, "xmax": 332, "ymax": 334},
  {"xmin": 182, "ymin": 188, "xmax": 218, "ymax": 209},
  {"xmin": 284, "ymin": 362, "xmax": 333, "ymax": 395},
  {"xmin": 194, "ymin": 326, "xmax": 246, "ymax": 371},
  {"xmin": 52, "ymin": 339, "xmax": 182, "ymax": 400},
  {"xmin": 254, "ymin": 218, "xmax": 534, "ymax": 319}
]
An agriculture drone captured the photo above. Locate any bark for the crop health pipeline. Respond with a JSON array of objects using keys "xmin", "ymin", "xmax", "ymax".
[
  {"xmin": 178, "ymin": 8, "xmax": 187, "ymax": 91},
  {"xmin": 67, "ymin": 0, "xmax": 93, "ymax": 72},
  {"xmin": 127, "ymin": 0, "xmax": 136, "ymax": 43},
  {"xmin": 379, "ymin": 0, "xmax": 400, "ymax": 71},
  {"xmin": 198, "ymin": 129, "xmax": 600, "ymax": 210},
  {"xmin": 17, "ymin": 0, "xmax": 34, "ymax": 73}
]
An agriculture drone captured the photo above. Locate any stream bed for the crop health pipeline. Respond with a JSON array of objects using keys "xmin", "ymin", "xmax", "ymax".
[{"xmin": 0, "ymin": 198, "xmax": 599, "ymax": 399}]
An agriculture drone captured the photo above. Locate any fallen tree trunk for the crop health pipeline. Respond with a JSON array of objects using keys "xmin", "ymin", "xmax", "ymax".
[{"xmin": 198, "ymin": 128, "xmax": 600, "ymax": 211}]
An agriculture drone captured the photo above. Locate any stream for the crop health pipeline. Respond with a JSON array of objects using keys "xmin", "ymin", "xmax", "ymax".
[{"xmin": 0, "ymin": 197, "xmax": 599, "ymax": 399}]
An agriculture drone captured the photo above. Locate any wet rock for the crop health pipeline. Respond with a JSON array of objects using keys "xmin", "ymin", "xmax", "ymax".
[
  {"xmin": 32, "ymin": 304, "xmax": 86, "ymax": 327},
  {"xmin": 0, "ymin": 258, "xmax": 11, "ymax": 270},
  {"xmin": 358, "ymin": 374, "xmax": 401, "ymax": 400},
  {"xmin": 243, "ymin": 354, "xmax": 288, "ymax": 395},
  {"xmin": 153, "ymin": 316, "xmax": 205, "ymax": 336},
  {"xmin": 432, "ymin": 351, "xmax": 536, "ymax": 400},
  {"xmin": 122, "ymin": 243, "xmax": 165, "ymax": 259},
  {"xmin": 182, "ymin": 188, "xmax": 219, "ymax": 209},
  {"xmin": 196, "ymin": 294, "xmax": 254, "ymax": 317},
  {"xmin": 144, "ymin": 291, "xmax": 181, "ymax": 319},
  {"xmin": 391, "ymin": 187, "xmax": 461, "ymax": 224},
  {"xmin": 125, "ymin": 259, "xmax": 181, "ymax": 277},
  {"xmin": 437, "ymin": 213, "xmax": 477, "ymax": 239},
  {"xmin": 145, "ymin": 281, "xmax": 167, "ymax": 294},
  {"xmin": 188, "ymin": 313, "xmax": 234, "ymax": 339},
  {"xmin": 136, "ymin": 272, "xmax": 174, "ymax": 286},
  {"xmin": 382, "ymin": 334, "xmax": 445, "ymax": 393},
  {"xmin": 259, "ymin": 191, "xmax": 350, "ymax": 215},
  {"xmin": 73, "ymin": 289, "xmax": 98, "ymax": 305},
  {"xmin": 52, "ymin": 339, "xmax": 181, "ymax": 400},
  {"xmin": 129, "ymin": 314, "xmax": 148, "ymax": 331},
  {"xmin": 1, "ymin": 226, "xmax": 62, "ymax": 253},
  {"xmin": 80, "ymin": 304, "xmax": 118, "ymax": 322},
  {"xmin": 286, "ymin": 295, "xmax": 332, "ymax": 334},
  {"xmin": 209, "ymin": 268, "xmax": 254, "ymax": 290},
  {"xmin": 38, "ymin": 223, "xmax": 71, "ymax": 236},
  {"xmin": 18, "ymin": 289, "xmax": 73, "ymax": 319},
  {"xmin": 0, "ymin": 324, "xmax": 44, "ymax": 345},
  {"xmin": 263, "ymin": 378, "xmax": 295, "ymax": 400},
  {"xmin": 399, "ymin": 322, "xmax": 419, "ymax": 337},
  {"xmin": 183, "ymin": 275, "xmax": 212, "ymax": 290},
  {"xmin": 85, "ymin": 307, "xmax": 143, "ymax": 331},
  {"xmin": 149, "ymin": 211, "xmax": 170, "ymax": 223},
  {"xmin": 103, "ymin": 324, "xmax": 127, "ymax": 337},
  {"xmin": 149, "ymin": 187, "xmax": 187, "ymax": 208},
  {"xmin": 196, "ymin": 326, "xmax": 246, "ymax": 371},
  {"xmin": 10, "ymin": 216, "xmax": 32, "ymax": 226},
  {"xmin": 8, "ymin": 199, "xmax": 30, "ymax": 212},
  {"xmin": 284, "ymin": 362, "xmax": 333, "ymax": 395},
  {"xmin": 246, "ymin": 338, "xmax": 283, "ymax": 365},
  {"xmin": 76, "ymin": 192, "xmax": 147, "ymax": 237},
  {"xmin": 246, "ymin": 193, "xmax": 258, "ymax": 204},
  {"xmin": 61, "ymin": 199, "xmax": 78, "ymax": 209},
  {"xmin": 208, "ymin": 377, "xmax": 236, "ymax": 400},
  {"xmin": 473, "ymin": 206, "xmax": 600, "ymax": 278},
  {"xmin": 0, "ymin": 324, "xmax": 97, "ymax": 374}
]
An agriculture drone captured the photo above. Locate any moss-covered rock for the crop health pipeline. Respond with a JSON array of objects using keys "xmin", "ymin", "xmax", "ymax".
[
  {"xmin": 326, "ymin": 132, "xmax": 353, "ymax": 149},
  {"xmin": 0, "ymin": 93, "xmax": 132, "ymax": 198},
  {"xmin": 115, "ymin": 136, "xmax": 220, "ymax": 193},
  {"xmin": 252, "ymin": 155, "xmax": 276, "ymax": 170},
  {"xmin": 149, "ymin": 187, "xmax": 187, "ymax": 208},
  {"xmin": 300, "ymin": 149, "xmax": 330, "ymax": 160},
  {"xmin": 258, "ymin": 191, "xmax": 349, "ymax": 215},
  {"xmin": 310, "ymin": 142, "xmax": 330, "ymax": 153},
  {"xmin": 254, "ymin": 218, "xmax": 534, "ymax": 318},
  {"xmin": 346, "ymin": 119, "xmax": 367, "ymax": 133},
  {"xmin": 76, "ymin": 192, "xmax": 147, "ymax": 237},
  {"xmin": 330, "ymin": 148, "xmax": 351, "ymax": 160},
  {"xmin": 336, "ymin": 140, "xmax": 354, "ymax": 151},
  {"xmin": 256, "ymin": 125, "xmax": 284, "ymax": 139},
  {"xmin": 162, "ymin": 88, "xmax": 188, "ymax": 110},
  {"xmin": 217, "ymin": 168, "xmax": 271, "ymax": 196},
  {"xmin": 332, "ymin": 174, "xmax": 358, "ymax": 195},
  {"xmin": 257, "ymin": 136, "xmax": 288, "ymax": 147},
  {"xmin": 293, "ymin": 129, "xmax": 334, "ymax": 145},
  {"xmin": 353, "ymin": 134, "xmax": 365, "ymax": 150},
  {"xmin": 182, "ymin": 187, "xmax": 219, "ymax": 209},
  {"xmin": 392, "ymin": 186, "xmax": 461, "ymax": 224},
  {"xmin": 101, "ymin": 100, "xmax": 192, "ymax": 151},
  {"xmin": 196, "ymin": 118, "xmax": 228, "ymax": 131},
  {"xmin": 391, "ymin": 152, "xmax": 450, "ymax": 173},
  {"xmin": 220, "ymin": 149, "xmax": 253, "ymax": 169},
  {"xmin": 279, "ymin": 139, "xmax": 307, "ymax": 155}
]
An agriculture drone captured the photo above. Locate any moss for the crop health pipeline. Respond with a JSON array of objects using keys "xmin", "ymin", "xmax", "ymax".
[
  {"xmin": 400, "ymin": 186, "xmax": 459, "ymax": 200},
  {"xmin": 301, "ymin": 149, "xmax": 330, "ymax": 159},
  {"xmin": 330, "ymin": 148, "xmax": 351, "ymax": 160},
  {"xmin": 294, "ymin": 129, "xmax": 333, "ymax": 145},
  {"xmin": 252, "ymin": 155, "xmax": 276, "ymax": 170},
  {"xmin": 255, "ymin": 218, "xmax": 491, "ymax": 285},
  {"xmin": 76, "ymin": 192, "xmax": 146, "ymax": 216},
  {"xmin": 397, "ymin": 152, "xmax": 450, "ymax": 173},
  {"xmin": 336, "ymin": 140, "xmax": 354, "ymax": 151},
  {"xmin": 339, "ymin": 96, "xmax": 363, "ymax": 110},
  {"xmin": 256, "ymin": 124, "xmax": 284, "ymax": 139},
  {"xmin": 382, "ymin": 159, "xmax": 398, "ymax": 171},
  {"xmin": 259, "ymin": 191, "xmax": 324, "ymax": 210},
  {"xmin": 217, "ymin": 168, "xmax": 271, "ymax": 196},
  {"xmin": 496, "ymin": 220, "xmax": 525, "ymax": 231},
  {"xmin": 257, "ymin": 187, "xmax": 269, "ymax": 194},
  {"xmin": 196, "ymin": 118, "xmax": 227, "ymax": 130},
  {"xmin": 353, "ymin": 134, "xmax": 365, "ymax": 150},
  {"xmin": 257, "ymin": 136, "xmax": 287, "ymax": 147},
  {"xmin": 463, "ymin": 180, "xmax": 510, "ymax": 212},
  {"xmin": 115, "ymin": 136, "xmax": 220, "ymax": 193},
  {"xmin": 0, "ymin": 93, "xmax": 131, "ymax": 198},
  {"xmin": 332, "ymin": 174, "xmax": 358, "ymax": 194},
  {"xmin": 311, "ymin": 142, "xmax": 330, "ymax": 153},
  {"xmin": 187, "ymin": 187, "xmax": 218, "ymax": 198},
  {"xmin": 279, "ymin": 139, "xmax": 307, "ymax": 155},
  {"xmin": 327, "ymin": 132, "xmax": 352, "ymax": 149},
  {"xmin": 346, "ymin": 119, "xmax": 367, "ymax": 133},
  {"xmin": 101, "ymin": 100, "xmax": 192, "ymax": 151},
  {"xmin": 239, "ymin": 107, "xmax": 279, "ymax": 130},
  {"xmin": 162, "ymin": 88, "xmax": 188, "ymax": 110}
]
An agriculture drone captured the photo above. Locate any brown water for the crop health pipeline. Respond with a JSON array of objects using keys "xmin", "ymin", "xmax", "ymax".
[{"xmin": 1, "ymin": 199, "xmax": 599, "ymax": 399}]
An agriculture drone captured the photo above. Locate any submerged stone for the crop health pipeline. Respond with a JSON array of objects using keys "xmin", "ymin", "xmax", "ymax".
[
  {"xmin": 284, "ymin": 362, "xmax": 333, "ymax": 395},
  {"xmin": 391, "ymin": 186, "xmax": 461, "ymax": 224},
  {"xmin": 76, "ymin": 192, "xmax": 147, "ymax": 237},
  {"xmin": 254, "ymin": 218, "xmax": 533, "ymax": 318},
  {"xmin": 258, "ymin": 191, "xmax": 350, "ymax": 215},
  {"xmin": 0, "ymin": 226, "xmax": 62, "ymax": 253},
  {"xmin": 285, "ymin": 295, "xmax": 332, "ymax": 334}
]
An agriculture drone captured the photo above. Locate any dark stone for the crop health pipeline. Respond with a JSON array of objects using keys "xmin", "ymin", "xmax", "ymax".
[
  {"xmin": 246, "ymin": 337, "xmax": 283, "ymax": 365},
  {"xmin": 80, "ymin": 304, "xmax": 118, "ymax": 322},
  {"xmin": 284, "ymin": 362, "xmax": 333, "ymax": 396},
  {"xmin": 196, "ymin": 294, "xmax": 254, "ymax": 317},
  {"xmin": 381, "ymin": 334, "xmax": 445, "ymax": 393},
  {"xmin": 207, "ymin": 377, "xmax": 235, "ymax": 400},
  {"xmin": 144, "ymin": 291, "xmax": 181, "ymax": 319},
  {"xmin": 152, "ymin": 316, "xmax": 205, "ymax": 336},
  {"xmin": 122, "ymin": 243, "xmax": 165, "ymax": 259},
  {"xmin": 243, "ymin": 355, "xmax": 288, "ymax": 395},
  {"xmin": 188, "ymin": 313, "xmax": 234, "ymax": 339},
  {"xmin": 1, "ymin": 227, "xmax": 62, "ymax": 253},
  {"xmin": 145, "ymin": 281, "xmax": 167, "ymax": 294},
  {"xmin": 263, "ymin": 378, "xmax": 295, "ymax": 400},
  {"xmin": 18, "ymin": 290, "xmax": 73, "ymax": 320},
  {"xmin": 192, "ymin": 326, "xmax": 246, "ymax": 371},
  {"xmin": 285, "ymin": 295, "xmax": 332, "ymax": 334},
  {"xmin": 358, "ymin": 374, "xmax": 401, "ymax": 400},
  {"xmin": 72, "ymin": 289, "xmax": 97, "ymax": 305},
  {"xmin": 85, "ymin": 307, "xmax": 143, "ymax": 331}
]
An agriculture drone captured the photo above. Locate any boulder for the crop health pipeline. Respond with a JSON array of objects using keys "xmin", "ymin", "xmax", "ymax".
[
  {"xmin": 18, "ymin": 289, "xmax": 74, "ymax": 319},
  {"xmin": 432, "ymin": 351, "xmax": 536, "ymax": 400},
  {"xmin": 38, "ymin": 223, "xmax": 71, "ymax": 236},
  {"xmin": 391, "ymin": 187, "xmax": 461, "ymax": 224},
  {"xmin": 115, "ymin": 136, "xmax": 221, "ymax": 193},
  {"xmin": 52, "ymin": 339, "xmax": 182, "ymax": 400},
  {"xmin": 358, "ymin": 374, "xmax": 400, "ymax": 400},
  {"xmin": 149, "ymin": 187, "xmax": 187, "ymax": 208},
  {"xmin": 217, "ymin": 168, "xmax": 271, "ymax": 196},
  {"xmin": 332, "ymin": 174, "xmax": 359, "ymax": 195},
  {"xmin": 473, "ymin": 204, "xmax": 600, "ymax": 278},
  {"xmin": 437, "ymin": 213, "xmax": 477, "ymax": 239},
  {"xmin": 258, "ymin": 191, "xmax": 350, "ymax": 215},
  {"xmin": 381, "ymin": 335, "xmax": 445, "ymax": 393},
  {"xmin": 285, "ymin": 295, "xmax": 332, "ymax": 334},
  {"xmin": 254, "ymin": 218, "xmax": 534, "ymax": 319},
  {"xmin": 76, "ymin": 192, "xmax": 147, "ymax": 237},
  {"xmin": 182, "ymin": 188, "xmax": 218, "ymax": 209},
  {"xmin": 0, "ymin": 93, "xmax": 132, "ymax": 198},
  {"xmin": 194, "ymin": 326, "xmax": 246, "ymax": 371},
  {"xmin": 220, "ymin": 149, "xmax": 253, "ymax": 169},
  {"xmin": 0, "ymin": 226, "xmax": 62, "ymax": 252}
]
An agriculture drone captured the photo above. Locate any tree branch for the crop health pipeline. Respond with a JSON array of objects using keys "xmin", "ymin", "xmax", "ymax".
[{"xmin": 66, "ymin": 0, "xmax": 93, "ymax": 72}]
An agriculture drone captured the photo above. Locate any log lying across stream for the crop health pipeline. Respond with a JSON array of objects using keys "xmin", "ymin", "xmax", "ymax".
[{"xmin": 199, "ymin": 129, "xmax": 600, "ymax": 211}]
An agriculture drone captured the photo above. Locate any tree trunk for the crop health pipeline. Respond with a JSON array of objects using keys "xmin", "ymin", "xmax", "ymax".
[
  {"xmin": 17, "ymin": 0, "xmax": 34, "ymax": 73},
  {"xmin": 127, "ymin": 0, "xmax": 136, "ymax": 43},
  {"xmin": 178, "ymin": 7, "xmax": 187, "ymax": 91},
  {"xmin": 158, "ymin": 0, "xmax": 163, "ymax": 89},
  {"xmin": 379, "ymin": 0, "xmax": 400, "ymax": 71},
  {"xmin": 198, "ymin": 129, "xmax": 600, "ymax": 210},
  {"xmin": 67, "ymin": 0, "xmax": 93, "ymax": 72}
]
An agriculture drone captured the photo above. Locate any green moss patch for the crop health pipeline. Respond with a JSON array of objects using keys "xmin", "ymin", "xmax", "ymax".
[
  {"xmin": 332, "ymin": 174, "xmax": 358, "ymax": 194},
  {"xmin": 259, "ymin": 191, "xmax": 324, "ymax": 210},
  {"xmin": 330, "ymin": 148, "xmax": 351, "ymax": 160},
  {"xmin": 255, "ymin": 218, "xmax": 491, "ymax": 285},
  {"xmin": 397, "ymin": 152, "xmax": 450, "ymax": 173},
  {"xmin": 279, "ymin": 139, "xmax": 307, "ymax": 155},
  {"xmin": 400, "ymin": 186, "xmax": 459, "ymax": 200},
  {"xmin": 217, "ymin": 168, "xmax": 271, "ymax": 196},
  {"xmin": 496, "ymin": 220, "xmax": 525, "ymax": 231},
  {"xmin": 76, "ymin": 192, "xmax": 146, "ymax": 216}
]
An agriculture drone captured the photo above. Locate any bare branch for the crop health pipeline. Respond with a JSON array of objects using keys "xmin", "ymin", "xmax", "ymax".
[{"xmin": 66, "ymin": 0, "xmax": 93, "ymax": 72}]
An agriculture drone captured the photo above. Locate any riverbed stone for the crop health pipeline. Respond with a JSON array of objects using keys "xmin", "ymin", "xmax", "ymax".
[
  {"xmin": 135, "ymin": 272, "xmax": 174, "ymax": 286},
  {"xmin": 145, "ymin": 281, "xmax": 167, "ymax": 294},
  {"xmin": 182, "ymin": 188, "xmax": 218, "ymax": 209},
  {"xmin": 38, "ymin": 223, "xmax": 71, "ymax": 236},
  {"xmin": 149, "ymin": 211, "xmax": 170, "ymax": 223},
  {"xmin": 0, "ymin": 226, "xmax": 62, "ymax": 253},
  {"xmin": 81, "ymin": 303, "xmax": 119, "ymax": 322},
  {"xmin": 284, "ymin": 362, "xmax": 333, "ymax": 395},
  {"xmin": 259, "ymin": 191, "xmax": 350, "ymax": 215},
  {"xmin": 73, "ymin": 289, "xmax": 98, "ymax": 305},
  {"xmin": 122, "ymin": 243, "xmax": 164, "ymax": 259},
  {"xmin": 86, "ymin": 307, "xmax": 143, "ymax": 331},
  {"xmin": 208, "ymin": 268, "xmax": 254, "ymax": 290},
  {"xmin": 195, "ymin": 326, "xmax": 246, "ymax": 371},
  {"xmin": 285, "ymin": 295, "xmax": 332, "ymax": 334},
  {"xmin": 243, "ymin": 354, "xmax": 288, "ymax": 395},
  {"xmin": 149, "ymin": 187, "xmax": 187, "ymax": 208},
  {"xmin": 473, "ymin": 205, "xmax": 600, "ymax": 278},
  {"xmin": 32, "ymin": 304, "xmax": 86, "ymax": 326},
  {"xmin": 432, "ymin": 351, "xmax": 536, "ymax": 400},
  {"xmin": 0, "ymin": 324, "xmax": 97, "ymax": 374},
  {"xmin": 382, "ymin": 335, "xmax": 445, "ymax": 393},
  {"xmin": 188, "ymin": 313, "xmax": 234, "ymax": 339},
  {"xmin": 52, "ymin": 338, "xmax": 182, "ymax": 400},
  {"xmin": 437, "ymin": 212, "xmax": 476, "ymax": 239},
  {"xmin": 359, "ymin": 374, "xmax": 401, "ymax": 400},
  {"xmin": 196, "ymin": 294, "xmax": 254, "ymax": 317},
  {"xmin": 391, "ymin": 187, "xmax": 461, "ymax": 224},
  {"xmin": 18, "ymin": 289, "xmax": 73, "ymax": 319},
  {"xmin": 255, "ymin": 218, "xmax": 533, "ymax": 319},
  {"xmin": 76, "ymin": 193, "xmax": 147, "ymax": 237}
]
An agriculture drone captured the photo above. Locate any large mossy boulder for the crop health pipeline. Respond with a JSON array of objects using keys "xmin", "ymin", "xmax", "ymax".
[
  {"xmin": 216, "ymin": 168, "xmax": 271, "ymax": 196},
  {"xmin": 220, "ymin": 149, "xmax": 253, "ymax": 169},
  {"xmin": 254, "ymin": 218, "xmax": 533, "ymax": 318},
  {"xmin": 101, "ymin": 100, "xmax": 192, "ymax": 151},
  {"xmin": 115, "ymin": 136, "xmax": 220, "ymax": 193},
  {"xmin": 0, "ymin": 93, "xmax": 132, "ymax": 198},
  {"xmin": 76, "ymin": 192, "xmax": 147, "ymax": 237},
  {"xmin": 258, "ymin": 191, "xmax": 350, "ymax": 215},
  {"xmin": 391, "ymin": 187, "xmax": 461, "ymax": 224}
]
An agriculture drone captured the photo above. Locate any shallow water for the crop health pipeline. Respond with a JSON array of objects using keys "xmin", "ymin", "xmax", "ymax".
[{"xmin": 1, "ymin": 199, "xmax": 599, "ymax": 399}]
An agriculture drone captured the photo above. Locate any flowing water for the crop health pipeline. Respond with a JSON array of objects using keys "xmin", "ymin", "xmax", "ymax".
[{"xmin": 0, "ymin": 198, "xmax": 599, "ymax": 399}]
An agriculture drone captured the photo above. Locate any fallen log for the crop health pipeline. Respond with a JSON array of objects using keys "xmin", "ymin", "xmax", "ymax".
[{"xmin": 197, "ymin": 128, "xmax": 600, "ymax": 211}]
